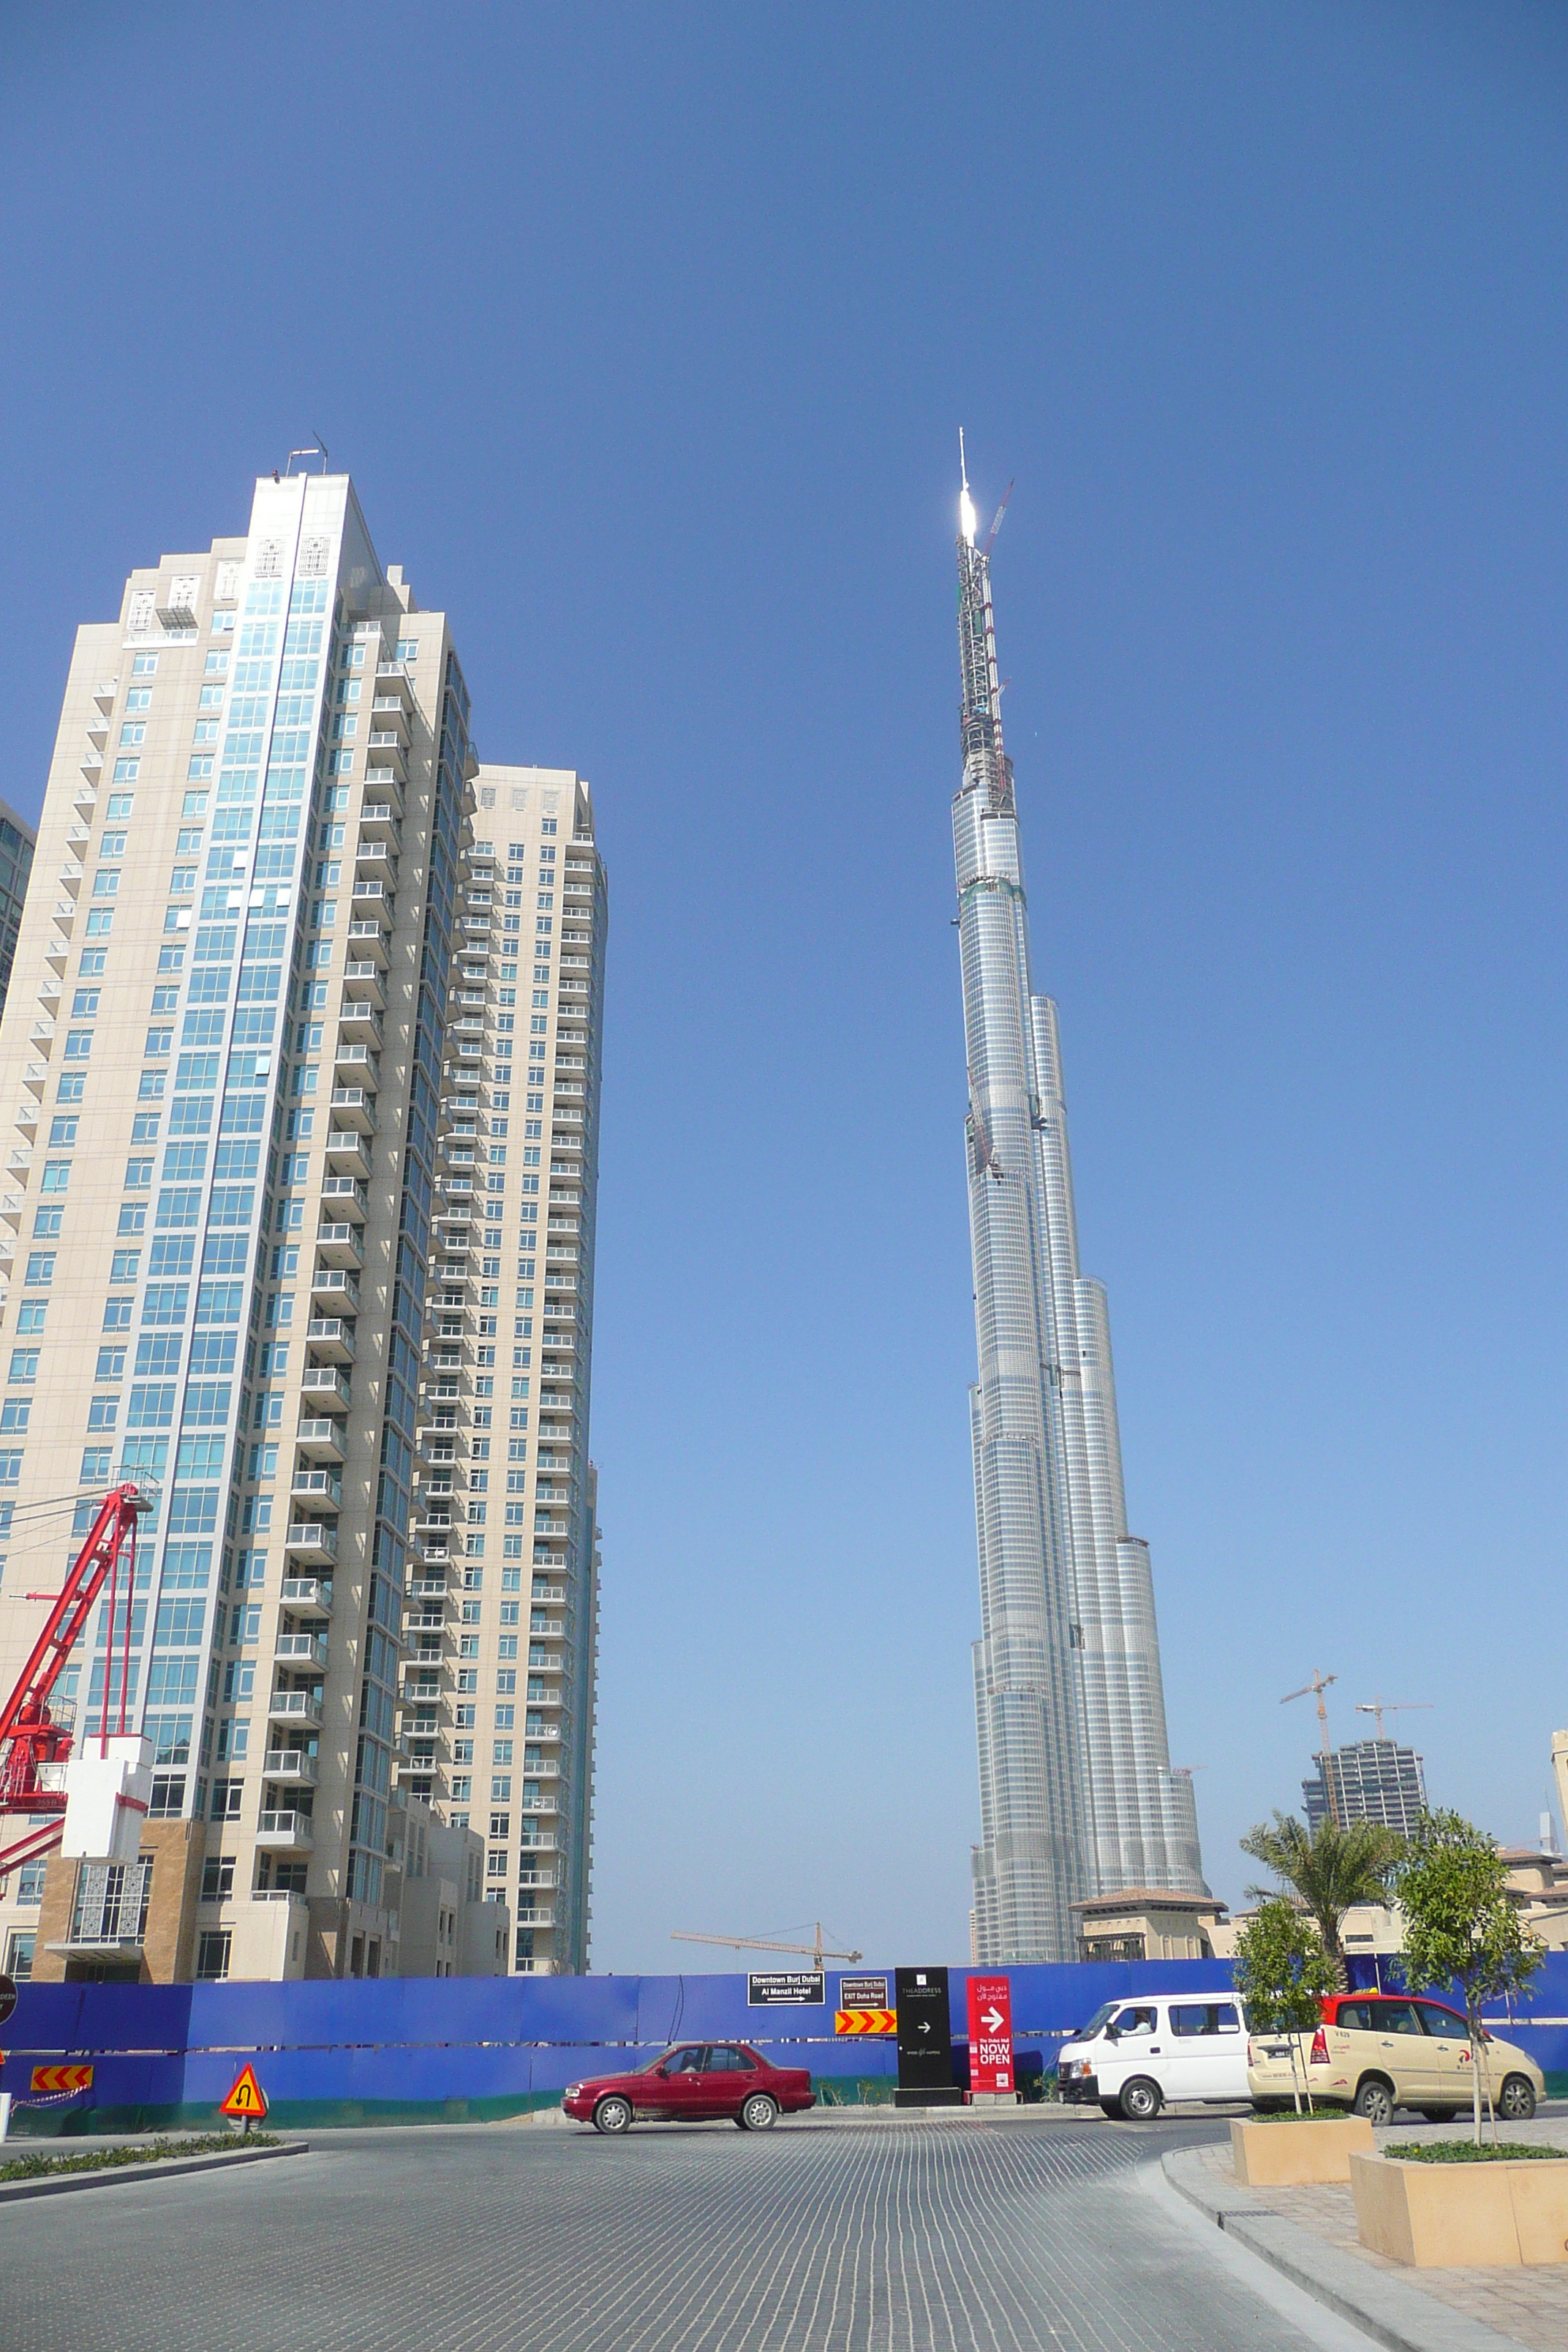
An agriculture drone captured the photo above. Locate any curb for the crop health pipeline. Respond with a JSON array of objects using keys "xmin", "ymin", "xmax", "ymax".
[
  {"xmin": 1161, "ymin": 2147, "xmax": 1523, "ymax": 2352},
  {"xmin": 0, "ymin": 2139, "xmax": 310, "ymax": 2205}
]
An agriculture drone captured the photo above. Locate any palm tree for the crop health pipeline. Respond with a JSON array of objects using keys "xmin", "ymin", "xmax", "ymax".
[{"xmin": 1240, "ymin": 1812, "xmax": 1404, "ymax": 1988}]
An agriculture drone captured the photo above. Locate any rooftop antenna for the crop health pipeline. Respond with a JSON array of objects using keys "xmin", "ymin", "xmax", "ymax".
[
  {"xmin": 1283, "ymin": 1668, "xmax": 1338, "ymax": 1827},
  {"xmin": 284, "ymin": 438, "xmax": 330, "ymax": 476},
  {"xmin": 958, "ymin": 428, "xmax": 977, "ymax": 546},
  {"xmin": 1355, "ymin": 1697, "xmax": 1431, "ymax": 1741}
]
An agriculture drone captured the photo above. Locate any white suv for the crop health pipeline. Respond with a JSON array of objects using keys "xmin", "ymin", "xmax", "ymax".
[{"xmin": 1058, "ymin": 1994, "xmax": 1249, "ymax": 2119}]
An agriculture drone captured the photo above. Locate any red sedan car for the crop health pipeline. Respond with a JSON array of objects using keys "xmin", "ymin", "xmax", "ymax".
[{"xmin": 564, "ymin": 2041, "xmax": 815, "ymax": 2134}]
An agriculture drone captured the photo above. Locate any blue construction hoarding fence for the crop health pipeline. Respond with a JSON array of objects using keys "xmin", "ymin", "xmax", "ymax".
[{"xmin": 3, "ymin": 1953, "xmax": 1565, "ymax": 2133}]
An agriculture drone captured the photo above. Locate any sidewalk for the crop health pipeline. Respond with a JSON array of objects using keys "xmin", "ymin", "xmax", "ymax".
[{"xmin": 1166, "ymin": 2119, "xmax": 1568, "ymax": 2352}]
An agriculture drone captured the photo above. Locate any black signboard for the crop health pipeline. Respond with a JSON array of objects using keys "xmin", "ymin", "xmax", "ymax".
[
  {"xmin": 747, "ymin": 1971, "xmax": 825, "ymax": 2006},
  {"xmin": 838, "ymin": 1974, "xmax": 889, "ymax": 2011},
  {"xmin": 894, "ymin": 1965, "xmax": 952, "ymax": 2090},
  {"xmin": 0, "ymin": 1972, "xmax": 14, "ymax": 2029}
]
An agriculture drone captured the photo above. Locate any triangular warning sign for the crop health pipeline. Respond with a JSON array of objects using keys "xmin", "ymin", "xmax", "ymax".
[{"xmin": 219, "ymin": 2063, "xmax": 268, "ymax": 2120}]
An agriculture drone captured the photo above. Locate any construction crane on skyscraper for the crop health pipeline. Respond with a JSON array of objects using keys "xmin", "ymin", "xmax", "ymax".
[{"xmin": 1282, "ymin": 1669, "xmax": 1339, "ymax": 1827}]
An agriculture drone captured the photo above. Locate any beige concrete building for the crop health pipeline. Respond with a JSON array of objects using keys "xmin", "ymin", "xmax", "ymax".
[
  {"xmin": 0, "ymin": 473, "xmax": 601, "ymax": 1983},
  {"xmin": 1071, "ymin": 1888, "xmax": 1229, "ymax": 1963},
  {"xmin": 398, "ymin": 766, "xmax": 605, "ymax": 1974}
]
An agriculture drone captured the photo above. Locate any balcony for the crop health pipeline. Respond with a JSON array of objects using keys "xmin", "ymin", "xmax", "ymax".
[
  {"xmin": 284, "ymin": 1521, "xmax": 339, "ymax": 1564},
  {"xmin": 306, "ymin": 1316, "xmax": 355, "ymax": 1363},
  {"xmin": 275, "ymin": 1629, "xmax": 330, "ymax": 1668},
  {"xmin": 514, "ymin": 1907, "xmax": 555, "ymax": 1927},
  {"xmin": 334, "ymin": 1037, "xmax": 380, "ymax": 1081},
  {"xmin": 255, "ymin": 1811, "xmax": 314, "ymax": 1850},
  {"xmin": 267, "ymin": 1688, "xmax": 324, "ymax": 1727},
  {"xmin": 262, "ymin": 1749, "xmax": 320, "ymax": 1784},
  {"xmin": 358, "ymin": 802, "xmax": 402, "ymax": 845},
  {"xmin": 345, "ymin": 919, "xmax": 390, "ymax": 965},
  {"xmin": 363, "ymin": 739, "xmax": 409, "ymax": 785},
  {"xmin": 314, "ymin": 1222, "xmax": 363, "ymax": 1273},
  {"xmin": 310, "ymin": 1266, "xmax": 361, "ymax": 1312},
  {"xmin": 280, "ymin": 1573, "xmax": 333, "ymax": 1618},
  {"xmin": 299, "ymin": 1365, "xmax": 352, "ymax": 1411},
  {"xmin": 342, "ymin": 960, "xmax": 387, "ymax": 1006},
  {"xmin": 290, "ymin": 1467, "xmax": 343, "ymax": 1512},
  {"xmin": 368, "ymin": 699, "xmax": 411, "ymax": 744},
  {"xmin": 355, "ymin": 840, "xmax": 399, "ymax": 885},
  {"xmin": 337, "ymin": 1000, "xmax": 384, "ymax": 1049},
  {"xmin": 329, "ymin": 1087, "xmax": 377, "ymax": 1135},
  {"xmin": 324, "ymin": 1129, "xmax": 372, "ymax": 1179},
  {"xmin": 320, "ymin": 1172, "xmax": 369, "ymax": 1211}
]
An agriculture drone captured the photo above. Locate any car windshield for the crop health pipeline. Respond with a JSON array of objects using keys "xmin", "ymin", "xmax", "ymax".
[{"xmin": 1077, "ymin": 2002, "xmax": 1118, "ymax": 2038}]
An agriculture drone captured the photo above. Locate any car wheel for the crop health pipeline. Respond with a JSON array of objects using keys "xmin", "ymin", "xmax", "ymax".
[
  {"xmin": 1117, "ymin": 2077, "xmax": 1161, "ymax": 2122},
  {"xmin": 592, "ymin": 2095, "xmax": 633, "ymax": 2135},
  {"xmin": 740, "ymin": 2092, "xmax": 779, "ymax": 2132},
  {"xmin": 1419, "ymin": 2109, "xmax": 1460, "ymax": 2122},
  {"xmin": 1098, "ymin": 2100, "xmax": 1120, "ymax": 2120},
  {"xmin": 1352, "ymin": 2078, "xmax": 1395, "ymax": 2127},
  {"xmin": 1498, "ymin": 2075, "xmax": 1537, "ymax": 2122}
]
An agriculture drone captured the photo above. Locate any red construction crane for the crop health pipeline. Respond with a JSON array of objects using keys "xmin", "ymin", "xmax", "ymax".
[{"xmin": 0, "ymin": 1482, "xmax": 153, "ymax": 1879}]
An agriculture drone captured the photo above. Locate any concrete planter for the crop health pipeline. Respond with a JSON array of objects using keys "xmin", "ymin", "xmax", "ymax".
[
  {"xmin": 1350, "ymin": 2150, "xmax": 1568, "ymax": 2267},
  {"xmin": 1230, "ymin": 2114, "xmax": 1373, "ymax": 2185}
]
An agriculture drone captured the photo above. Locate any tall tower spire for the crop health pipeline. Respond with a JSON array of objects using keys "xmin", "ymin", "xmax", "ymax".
[{"xmin": 952, "ymin": 451, "xmax": 1205, "ymax": 1964}]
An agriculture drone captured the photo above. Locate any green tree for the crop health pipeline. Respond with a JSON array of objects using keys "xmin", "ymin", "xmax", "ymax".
[
  {"xmin": 1394, "ymin": 1809, "xmax": 1545, "ymax": 2147},
  {"xmin": 1232, "ymin": 1899, "xmax": 1336, "ymax": 2113},
  {"xmin": 1240, "ymin": 1812, "xmax": 1403, "ymax": 1988}
]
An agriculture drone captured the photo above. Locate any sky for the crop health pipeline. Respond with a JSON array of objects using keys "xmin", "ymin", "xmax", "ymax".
[{"xmin": 3, "ymin": 1, "xmax": 1568, "ymax": 1970}]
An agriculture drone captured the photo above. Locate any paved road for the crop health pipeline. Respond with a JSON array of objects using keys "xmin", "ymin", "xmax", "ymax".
[{"xmin": 2, "ymin": 2114, "xmax": 1368, "ymax": 2352}]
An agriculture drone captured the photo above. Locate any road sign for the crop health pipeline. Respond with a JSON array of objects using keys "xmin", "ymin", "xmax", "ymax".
[
  {"xmin": 219, "ymin": 2063, "xmax": 269, "ymax": 2121},
  {"xmin": 747, "ymin": 1971, "xmax": 824, "ymax": 2006},
  {"xmin": 894, "ymin": 1966, "xmax": 952, "ymax": 2092},
  {"xmin": 965, "ymin": 1972, "xmax": 1015, "ymax": 2095},
  {"xmin": 31, "ymin": 2064, "xmax": 93, "ymax": 2094},
  {"xmin": 834, "ymin": 2008, "xmax": 897, "ymax": 2036},
  {"xmin": 0, "ymin": 1974, "xmax": 15, "ymax": 2028},
  {"xmin": 838, "ymin": 1974, "xmax": 888, "ymax": 2010}
]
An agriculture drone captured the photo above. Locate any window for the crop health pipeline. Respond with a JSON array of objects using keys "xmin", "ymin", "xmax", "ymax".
[
  {"xmin": 41, "ymin": 1161, "xmax": 70, "ymax": 1194},
  {"xmin": 118, "ymin": 1205, "xmax": 146, "ymax": 1237},
  {"xmin": 64, "ymin": 1029, "xmax": 93, "ymax": 1060},
  {"xmin": 0, "ymin": 1401, "xmax": 31, "ymax": 1434},
  {"xmin": 200, "ymin": 1855, "xmax": 235, "ymax": 1904},
  {"xmin": 195, "ymin": 1929, "xmax": 232, "ymax": 1980},
  {"xmin": 1373, "ymin": 2000, "xmax": 1425, "ymax": 2037},
  {"xmin": 1170, "ymin": 2003, "xmax": 1240, "ymax": 2038},
  {"xmin": 15, "ymin": 1302, "xmax": 45, "ymax": 1335},
  {"xmin": 110, "ymin": 1249, "xmax": 140, "ymax": 1282},
  {"xmin": 5, "ymin": 1931, "xmax": 35, "ymax": 1982},
  {"xmin": 124, "ymin": 1157, "xmax": 153, "ymax": 1190},
  {"xmin": 87, "ymin": 1398, "xmax": 118, "ymax": 1432},
  {"xmin": 80, "ymin": 1446, "xmax": 113, "ymax": 1482},
  {"xmin": 1110, "ymin": 2007, "xmax": 1157, "ymax": 2039},
  {"xmin": 24, "ymin": 1252, "xmax": 56, "ymax": 1286},
  {"xmin": 94, "ymin": 1346, "xmax": 126, "ymax": 1382},
  {"xmin": 146, "ymin": 1028, "xmax": 173, "ymax": 1057}
]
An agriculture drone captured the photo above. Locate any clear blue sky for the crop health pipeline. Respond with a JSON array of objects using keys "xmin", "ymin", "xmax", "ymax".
[{"xmin": 4, "ymin": 3, "xmax": 1567, "ymax": 1967}]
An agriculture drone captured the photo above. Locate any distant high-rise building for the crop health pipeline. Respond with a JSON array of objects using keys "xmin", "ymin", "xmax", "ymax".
[
  {"xmin": 954, "ymin": 451, "xmax": 1204, "ymax": 1964},
  {"xmin": 1303, "ymin": 1738, "xmax": 1428, "ymax": 1839},
  {"xmin": 0, "ymin": 801, "xmax": 37, "ymax": 1014},
  {"xmin": 0, "ymin": 472, "xmax": 603, "ymax": 1985}
]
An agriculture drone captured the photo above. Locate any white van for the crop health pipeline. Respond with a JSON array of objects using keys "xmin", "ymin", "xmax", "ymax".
[{"xmin": 1056, "ymin": 1993, "xmax": 1248, "ymax": 2119}]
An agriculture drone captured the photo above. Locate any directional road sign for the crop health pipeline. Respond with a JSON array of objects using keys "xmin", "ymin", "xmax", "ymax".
[
  {"xmin": 31, "ymin": 2064, "xmax": 93, "ymax": 2094},
  {"xmin": 965, "ymin": 1972, "xmax": 1015, "ymax": 2095},
  {"xmin": 219, "ymin": 2063, "xmax": 269, "ymax": 2121},
  {"xmin": 837, "ymin": 1974, "xmax": 889, "ymax": 2011},
  {"xmin": 746, "ymin": 1972, "xmax": 824, "ymax": 2006}
]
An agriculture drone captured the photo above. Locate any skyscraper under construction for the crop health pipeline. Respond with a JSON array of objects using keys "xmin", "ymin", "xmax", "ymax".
[{"xmin": 954, "ymin": 450, "xmax": 1204, "ymax": 1963}]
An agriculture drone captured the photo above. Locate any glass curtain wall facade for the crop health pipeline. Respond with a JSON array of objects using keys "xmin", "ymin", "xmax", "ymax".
[
  {"xmin": 954, "ymin": 471, "xmax": 1205, "ymax": 1964},
  {"xmin": 399, "ymin": 764, "xmax": 604, "ymax": 1975},
  {"xmin": 0, "ymin": 472, "xmax": 570, "ymax": 1981}
]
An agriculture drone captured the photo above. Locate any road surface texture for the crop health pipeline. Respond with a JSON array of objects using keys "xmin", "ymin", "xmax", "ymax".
[{"xmin": 1, "ymin": 2114, "xmax": 1372, "ymax": 2352}]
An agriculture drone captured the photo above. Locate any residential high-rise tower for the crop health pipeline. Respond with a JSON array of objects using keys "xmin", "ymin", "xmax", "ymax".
[
  {"xmin": 954, "ymin": 453, "xmax": 1203, "ymax": 1963},
  {"xmin": 0, "ymin": 471, "xmax": 603, "ymax": 1983}
]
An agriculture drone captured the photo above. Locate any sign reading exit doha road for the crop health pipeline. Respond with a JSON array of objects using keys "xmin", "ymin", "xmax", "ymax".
[{"xmin": 965, "ymin": 1973, "xmax": 1015, "ymax": 2096}]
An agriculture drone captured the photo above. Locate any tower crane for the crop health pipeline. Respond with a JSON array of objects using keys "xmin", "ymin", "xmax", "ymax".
[
  {"xmin": 0, "ymin": 1483, "xmax": 154, "ymax": 1878},
  {"xmin": 671, "ymin": 1923, "xmax": 863, "ymax": 1967},
  {"xmin": 1281, "ymin": 1667, "xmax": 1338, "ymax": 1827},
  {"xmin": 1355, "ymin": 1697, "xmax": 1431, "ymax": 1740}
]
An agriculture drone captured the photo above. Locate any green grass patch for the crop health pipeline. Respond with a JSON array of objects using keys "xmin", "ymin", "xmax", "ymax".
[
  {"xmin": 1400, "ymin": 2141, "xmax": 1566, "ymax": 2164},
  {"xmin": 0, "ymin": 2130, "xmax": 278, "ymax": 2183},
  {"xmin": 1248, "ymin": 2106, "xmax": 1355, "ymax": 2122}
]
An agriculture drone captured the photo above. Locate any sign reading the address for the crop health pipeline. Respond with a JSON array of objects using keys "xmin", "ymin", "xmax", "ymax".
[{"xmin": 747, "ymin": 1971, "xmax": 825, "ymax": 2006}]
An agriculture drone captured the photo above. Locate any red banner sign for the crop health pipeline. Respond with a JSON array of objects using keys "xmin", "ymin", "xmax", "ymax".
[{"xmin": 965, "ymin": 1973, "xmax": 1014, "ymax": 2095}]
